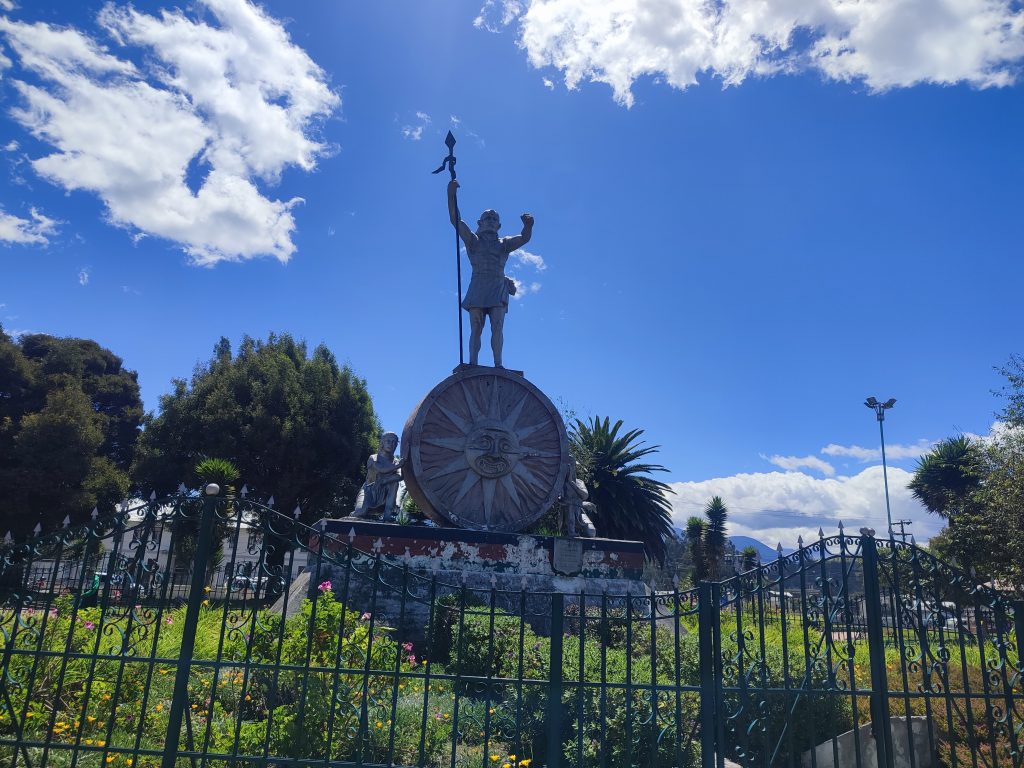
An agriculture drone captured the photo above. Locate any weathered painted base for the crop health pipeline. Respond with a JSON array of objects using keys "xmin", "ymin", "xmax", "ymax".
[{"xmin": 306, "ymin": 518, "xmax": 649, "ymax": 638}]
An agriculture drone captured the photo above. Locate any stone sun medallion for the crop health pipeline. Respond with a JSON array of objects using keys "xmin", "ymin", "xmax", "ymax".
[{"xmin": 402, "ymin": 366, "xmax": 570, "ymax": 532}]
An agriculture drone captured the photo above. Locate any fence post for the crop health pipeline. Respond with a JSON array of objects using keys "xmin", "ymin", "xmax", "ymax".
[
  {"xmin": 547, "ymin": 593, "xmax": 564, "ymax": 768},
  {"xmin": 698, "ymin": 581, "xmax": 718, "ymax": 768},
  {"xmin": 861, "ymin": 533, "xmax": 895, "ymax": 768},
  {"xmin": 1014, "ymin": 601, "xmax": 1024, "ymax": 666},
  {"xmin": 161, "ymin": 486, "xmax": 221, "ymax": 768}
]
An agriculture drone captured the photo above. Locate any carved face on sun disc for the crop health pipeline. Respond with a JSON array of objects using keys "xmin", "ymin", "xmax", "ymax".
[{"xmin": 464, "ymin": 420, "xmax": 520, "ymax": 478}]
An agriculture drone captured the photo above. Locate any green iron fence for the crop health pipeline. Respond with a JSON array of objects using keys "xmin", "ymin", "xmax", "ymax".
[{"xmin": 0, "ymin": 490, "xmax": 1021, "ymax": 768}]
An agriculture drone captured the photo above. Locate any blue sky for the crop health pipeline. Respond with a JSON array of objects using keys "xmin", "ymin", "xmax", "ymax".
[{"xmin": 2, "ymin": 0, "xmax": 1022, "ymax": 547}]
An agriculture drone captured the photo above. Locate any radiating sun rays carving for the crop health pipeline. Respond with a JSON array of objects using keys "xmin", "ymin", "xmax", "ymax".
[{"xmin": 403, "ymin": 370, "xmax": 568, "ymax": 532}]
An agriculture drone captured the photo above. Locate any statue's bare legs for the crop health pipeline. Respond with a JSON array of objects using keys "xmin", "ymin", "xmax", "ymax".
[
  {"xmin": 468, "ymin": 309, "xmax": 485, "ymax": 366},
  {"xmin": 489, "ymin": 308, "xmax": 505, "ymax": 368},
  {"xmin": 467, "ymin": 308, "xmax": 506, "ymax": 367}
]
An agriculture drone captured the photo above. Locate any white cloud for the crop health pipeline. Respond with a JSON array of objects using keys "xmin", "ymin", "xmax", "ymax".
[
  {"xmin": 0, "ymin": 0, "xmax": 339, "ymax": 265},
  {"xmin": 3, "ymin": 140, "xmax": 18, "ymax": 151},
  {"xmin": 78, "ymin": 267, "xmax": 90, "ymax": 285},
  {"xmin": 401, "ymin": 110, "xmax": 431, "ymax": 141},
  {"xmin": 0, "ymin": 206, "xmax": 59, "ymax": 244},
  {"xmin": 669, "ymin": 465, "xmax": 939, "ymax": 550},
  {"xmin": 510, "ymin": 247, "xmax": 546, "ymax": 271},
  {"xmin": 822, "ymin": 438, "xmax": 935, "ymax": 462},
  {"xmin": 763, "ymin": 453, "xmax": 835, "ymax": 477},
  {"xmin": 542, "ymin": 77, "xmax": 555, "ymax": 89},
  {"xmin": 482, "ymin": 0, "xmax": 1024, "ymax": 106},
  {"xmin": 509, "ymin": 276, "xmax": 543, "ymax": 299},
  {"xmin": 450, "ymin": 115, "xmax": 461, "ymax": 126},
  {"xmin": 0, "ymin": 0, "xmax": 15, "ymax": 11}
]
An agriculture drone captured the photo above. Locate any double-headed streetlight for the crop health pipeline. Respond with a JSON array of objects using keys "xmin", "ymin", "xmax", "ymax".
[{"xmin": 864, "ymin": 397, "xmax": 896, "ymax": 536}]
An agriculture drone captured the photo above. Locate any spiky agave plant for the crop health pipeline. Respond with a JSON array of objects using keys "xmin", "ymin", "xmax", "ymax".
[{"xmin": 570, "ymin": 416, "xmax": 675, "ymax": 564}]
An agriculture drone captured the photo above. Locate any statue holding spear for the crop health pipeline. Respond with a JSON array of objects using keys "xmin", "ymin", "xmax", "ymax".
[{"xmin": 434, "ymin": 132, "xmax": 534, "ymax": 368}]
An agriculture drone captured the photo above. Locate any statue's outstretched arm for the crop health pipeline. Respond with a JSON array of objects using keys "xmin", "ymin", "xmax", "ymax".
[
  {"xmin": 503, "ymin": 213, "xmax": 534, "ymax": 252},
  {"xmin": 447, "ymin": 179, "xmax": 475, "ymax": 248}
]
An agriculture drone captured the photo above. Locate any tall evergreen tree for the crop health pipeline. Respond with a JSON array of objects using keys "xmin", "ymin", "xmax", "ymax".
[
  {"xmin": 0, "ymin": 328, "xmax": 142, "ymax": 540},
  {"xmin": 131, "ymin": 333, "xmax": 379, "ymax": 524}
]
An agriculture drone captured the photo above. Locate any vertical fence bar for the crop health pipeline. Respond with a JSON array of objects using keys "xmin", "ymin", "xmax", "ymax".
[
  {"xmin": 698, "ymin": 581, "xmax": 717, "ymax": 768},
  {"xmin": 547, "ymin": 593, "xmax": 564, "ymax": 768},
  {"xmin": 861, "ymin": 533, "xmax": 895, "ymax": 768},
  {"xmin": 160, "ymin": 488, "xmax": 219, "ymax": 768}
]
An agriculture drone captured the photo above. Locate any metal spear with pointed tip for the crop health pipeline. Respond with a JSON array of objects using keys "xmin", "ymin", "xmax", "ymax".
[{"xmin": 432, "ymin": 130, "xmax": 464, "ymax": 365}]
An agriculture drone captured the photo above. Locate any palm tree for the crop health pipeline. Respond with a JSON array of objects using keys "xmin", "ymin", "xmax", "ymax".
[
  {"xmin": 908, "ymin": 436, "xmax": 983, "ymax": 518},
  {"xmin": 703, "ymin": 496, "xmax": 728, "ymax": 580},
  {"xmin": 570, "ymin": 416, "xmax": 675, "ymax": 564},
  {"xmin": 685, "ymin": 516, "xmax": 707, "ymax": 583}
]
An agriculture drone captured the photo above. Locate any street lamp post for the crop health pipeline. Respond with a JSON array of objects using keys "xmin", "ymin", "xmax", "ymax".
[{"xmin": 864, "ymin": 397, "xmax": 896, "ymax": 536}]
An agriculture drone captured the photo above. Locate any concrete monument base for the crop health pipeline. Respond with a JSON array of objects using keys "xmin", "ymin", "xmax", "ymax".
[{"xmin": 307, "ymin": 518, "xmax": 648, "ymax": 638}]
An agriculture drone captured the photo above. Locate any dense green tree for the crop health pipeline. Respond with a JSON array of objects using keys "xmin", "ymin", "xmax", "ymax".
[
  {"xmin": 911, "ymin": 431, "xmax": 1024, "ymax": 590},
  {"xmin": 685, "ymin": 516, "xmax": 707, "ymax": 584},
  {"xmin": 131, "ymin": 334, "xmax": 379, "ymax": 524},
  {"xmin": 0, "ymin": 328, "xmax": 142, "ymax": 540},
  {"xmin": 569, "ymin": 416, "xmax": 674, "ymax": 563},
  {"xmin": 703, "ymin": 496, "xmax": 729, "ymax": 579}
]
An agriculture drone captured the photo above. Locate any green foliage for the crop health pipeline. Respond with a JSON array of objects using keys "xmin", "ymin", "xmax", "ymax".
[
  {"xmin": 0, "ymin": 331, "xmax": 141, "ymax": 539},
  {"xmin": 132, "ymin": 333, "xmax": 379, "ymax": 523},
  {"xmin": 685, "ymin": 516, "xmax": 707, "ymax": 584},
  {"xmin": 739, "ymin": 545, "xmax": 759, "ymax": 572},
  {"xmin": 995, "ymin": 354, "xmax": 1024, "ymax": 428},
  {"xmin": 569, "ymin": 416, "xmax": 674, "ymax": 564},
  {"xmin": 910, "ymin": 430, "xmax": 1024, "ymax": 590},
  {"xmin": 702, "ymin": 496, "xmax": 728, "ymax": 579},
  {"xmin": 194, "ymin": 458, "xmax": 241, "ymax": 489}
]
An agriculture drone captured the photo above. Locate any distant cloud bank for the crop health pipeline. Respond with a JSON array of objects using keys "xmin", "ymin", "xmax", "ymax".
[
  {"xmin": 477, "ymin": 0, "xmax": 1024, "ymax": 106},
  {"xmin": 0, "ymin": 0, "xmax": 339, "ymax": 265}
]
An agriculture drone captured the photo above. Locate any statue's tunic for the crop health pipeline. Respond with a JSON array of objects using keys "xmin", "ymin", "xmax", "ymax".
[{"xmin": 458, "ymin": 223, "xmax": 526, "ymax": 312}]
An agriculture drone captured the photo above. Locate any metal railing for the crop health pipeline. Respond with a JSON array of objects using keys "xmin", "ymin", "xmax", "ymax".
[{"xmin": 0, "ymin": 492, "xmax": 1021, "ymax": 768}]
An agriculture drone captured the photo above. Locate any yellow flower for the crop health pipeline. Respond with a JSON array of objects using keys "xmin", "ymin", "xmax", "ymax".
[
  {"xmin": 126, "ymin": 760, "xmax": 134, "ymax": 766},
  {"xmin": 25, "ymin": 712, "xmax": 34, "ymax": 718},
  {"xmin": 509, "ymin": 756, "xmax": 516, "ymax": 761},
  {"xmin": 489, "ymin": 708, "xmax": 495, "ymax": 715},
  {"xmin": 102, "ymin": 694, "xmax": 111, "ymax": 701},
  {"xmin": 520, "ymin": 760, "xmax": 532, "ymax": 767},
  {"xmin": 87, "ymin": 716, "xmax": 97, "ymax": 722},
  {"xmin": 503, "ymin": 763, "xmax": 511, "ymax": 768},
  {"xmin": 97, "ymin": 740, "xmax": 106, "ymax": 747},
  {"xmin": 375, "ymin": 721, "xmax": 383, "ymax": 729},
  {"xmin": 154, "ymin": 705, "xmax": 163, "ymax": 713},
  {"xmin": 443, "ymin": 713, "xmax": 450, "ymax": 720},
  {"xmin": 244, "ymin": 695, "xmax": 251, "ymax": 702},
  {"xmin": 85, "ymin": 740, "xmax": 94, "ymax": 746},
  {"xmin": 74, "ymin": 720, "xmax": 80, "ymax": 728},
  {"xmin": 490, "ymin": 756, "xmax": 499, "ymax": 763},
  {"xmin": 159, "ymin": 670, "xmax": 168, "ymax": 675},
  {"xmin": 202, "ymin": 600, "xmax": 210, "ymax": 607},
  {"xmin": 204, "ymin": 586, "xmax": 212, "ymax": 593},
  {"xmin": 105, "ymin": 757, "xmax": 115, "ymax": 764}
]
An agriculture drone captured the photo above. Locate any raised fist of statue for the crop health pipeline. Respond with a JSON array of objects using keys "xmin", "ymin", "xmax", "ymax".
[{"xmin": 521, "ymin": 213, "xmax": 534, "ymax": 227}]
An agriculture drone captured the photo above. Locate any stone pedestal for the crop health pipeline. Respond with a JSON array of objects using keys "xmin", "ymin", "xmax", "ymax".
[{"xmin": 307, "ymin": 518, "xmax": 648, "ymax": 639}]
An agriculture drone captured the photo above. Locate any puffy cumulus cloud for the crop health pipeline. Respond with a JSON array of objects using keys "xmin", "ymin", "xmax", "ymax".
[
  {"xmin": 668, "ymin": 466, "xmax": 939, "ymax": 550},
  {"xmin": 0, "ymin": 206, "xmax": 59, "ymax": 244},
  {"xmin": 0, "ymin": 0, "xmax": 339, "ymax": 265},
  {"xmin": 482, "ymin": 0, "xmax": 1024, "ymax": 106},
  {"xmin": 822, "ymin": 438, "xmax": 936, "ymax": 462},
  {"xmin": 508, "ymin": 247, "xmax": 545, "ymax": 298},
  {"xmin": 762, "ymin": 453, "xmax": 836, "ymax": 476}
]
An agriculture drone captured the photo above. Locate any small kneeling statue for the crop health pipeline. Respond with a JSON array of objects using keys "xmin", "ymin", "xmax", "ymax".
[{"xmin": 352, "ymin": 431, "xmax": 404, "ymax": 522}]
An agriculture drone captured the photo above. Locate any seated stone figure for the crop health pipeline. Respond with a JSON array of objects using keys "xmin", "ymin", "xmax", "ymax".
[{"xmin": 352, "ymin": 431, "xmax": 404, "ymax": 521}]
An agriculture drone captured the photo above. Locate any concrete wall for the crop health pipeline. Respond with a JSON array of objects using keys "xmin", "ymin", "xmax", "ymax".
[{"xmin": 802, "ymin": 717, "xmax": 935, "ymax": 768}]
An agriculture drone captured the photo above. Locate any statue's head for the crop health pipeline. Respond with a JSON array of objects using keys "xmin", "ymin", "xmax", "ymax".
[
  {"xmin": 380, "ymin": 431, "xmax": 399, "ymax": 453},
  {"xmin": 477, "ymin": 210, "xmax": 500, "ymax": 234}
]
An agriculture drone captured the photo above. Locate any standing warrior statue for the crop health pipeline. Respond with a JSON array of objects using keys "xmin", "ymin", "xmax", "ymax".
[{"xmin": 447, "ymin": 178, "xmax": 534, "ymax": 368}]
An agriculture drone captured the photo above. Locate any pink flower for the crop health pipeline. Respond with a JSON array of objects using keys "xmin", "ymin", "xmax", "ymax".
[
  {"xmin": 361, "ymin": 612, "xmax": 371, "ymax": 621},
  {"xmin": 317, "ymin": 580, "xmax": 332, "ymax": 593},
  {"xmin": 84, "ymin": 621, "xmax": 95, "ymax": 630},
  {"xmin": 402, "ymin": 641, "xmax": 414, "ymax": 652},
  {"xmin": 407, "ymin": 655, "xmax": 416, "ymax": 665},
  {"xmin": 165, "ymin": 616, "xmax": 173, "ymax": 625}
]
